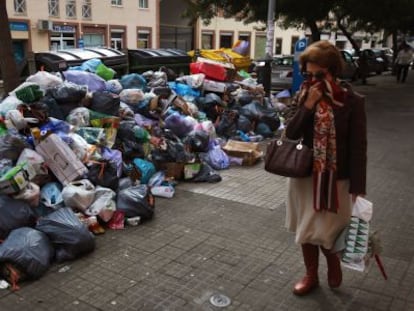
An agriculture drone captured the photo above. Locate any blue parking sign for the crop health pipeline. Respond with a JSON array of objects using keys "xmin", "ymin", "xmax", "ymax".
[{"xmin": 292, "ymin": 38, "xmax": 308, "ymax": 93}]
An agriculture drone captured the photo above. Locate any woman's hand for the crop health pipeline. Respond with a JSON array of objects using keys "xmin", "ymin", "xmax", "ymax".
[{"xmin": 304, "ymin": 82, "xmax": 323, "ymax": 110}]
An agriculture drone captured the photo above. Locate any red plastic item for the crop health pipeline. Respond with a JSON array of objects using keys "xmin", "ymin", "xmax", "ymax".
[{"xmin": 190, "ymin": 62, "xmax": 227, "ymax": 81}]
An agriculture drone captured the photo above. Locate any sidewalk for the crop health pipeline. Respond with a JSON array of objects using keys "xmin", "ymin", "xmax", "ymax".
[{"xmin": 1, "ymin": 71, "xmax": 414, "ymax": 311}]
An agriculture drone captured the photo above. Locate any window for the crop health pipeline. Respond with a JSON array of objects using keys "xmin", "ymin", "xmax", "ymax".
[
  {"xmin": 111, "ymin": 32, "xmax": 123, "ymax": 50},
  {"xmin": 275, "ymin": 38, "xmax": 282, "ymax": 55},
  {"xmin": 137, "ymin": 28, "xmax": 151, "ymax": 48},
  {"xmin": 66, "ymin": 0, "xmax": 76, "ymax": 18},
  {"xmin": 290, "ymin": 36, "xmax": 299, "ymax": 54},
  {"xmin": 83, "ymin": 33, "xmax": 104, "ymax": 47},
  {"xmin": 138, "ymin": 0, "xmax": 148, "ymax": 9},
  {"xmin": 201, "ymin": 32, "xmax": 214, "ymax": 49},
  {"xmin": 82, "ymin": 0, "xmax": 91, "ymax": 19},
  {"xmin": 220, "ymin": 32, "xmax": 233, "ymax": 48},
  {"xmin": 14, "ymin": 0, "xmax": 26, "ymax": 14},
  {"xmin": 48, "ymin": 0, "xmax": 59, "ymax": 17},
  {"xmin": 111, "ymin": 0, "xmax": 122, "ymax": 5}
]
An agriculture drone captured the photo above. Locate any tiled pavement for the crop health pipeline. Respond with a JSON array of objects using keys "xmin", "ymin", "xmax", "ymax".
[{"xmin": 1, "ymin": 72, "xmax": 414, "ymax": 310}]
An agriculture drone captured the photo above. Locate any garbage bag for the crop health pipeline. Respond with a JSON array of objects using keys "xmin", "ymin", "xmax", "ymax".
[
  {"xmin": 35, "ymin": 207, "xmax": 95, "ymax": 262},
  {"xmin": 25, "ymin": 71, "xmax": 63, "ymax": 92},
  {"xmin": 116, "ymin": 185, "xmax": 154, "ymax": 221},
  {"xmin": 87, "ymin": 160, "xmax": 119, "ymax": 191},
  {"xmin": 90, "ymin": 91, "xmax": 120, "ymax": 116},
  {"xmin": 63, "ymin": 70, "xmax": 106, "ymax": 92},
  {"xmin": 0, "ymin": 227, "xmax": 53, "ymax": 280},
  {"xmin": 61, "ymin": 179, "xmax": 96, "ymax": 212},
  {"xmin": 85, "ymin": 186, "xmax": 116, "ymax": 222},
  {"xmin": 40, "ymin": 182, "xmax": 64, "ymax": 211},
  {"xmin": 0, "ymin": 130, "xmax": 32, "ymax": 161},
  {"xmin": 0, "ymin": 195, "xmax": 37, "ymax": 240},
  {"xmin": 164, "ymin": 113, "xmax": 196, "ymax": 138},
  {"xmin": 192, "ymin": 162, "xmax": 222, "ymax": 183},
  {"xmin": 105, "ymin": 79, "xmax": 123, "ymax": 94},
  {"xmin": 215, "ymin": 110, "xmax": 239, "ymax": 138},
  {"xmin": 132, "ymin": 158, "xmax": 156, "ymax": 185},
  {"xmin": 120, "ymin": 73, "xmax": 147, "ymax": 90},
  {"xmin": 183, "ymin": 130, "xmax": 210, "ymax": 153}
]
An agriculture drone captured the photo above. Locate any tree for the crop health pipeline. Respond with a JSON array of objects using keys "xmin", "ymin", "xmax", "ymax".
[{"xmin": 0, "ymin": 1, "xmax": 20, "ymax": 97}]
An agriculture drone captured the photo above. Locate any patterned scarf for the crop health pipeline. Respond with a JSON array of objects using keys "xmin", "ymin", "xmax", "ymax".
[{"xmin": 313, "ymin": 80, "xmax": 345, "ymax": 213}]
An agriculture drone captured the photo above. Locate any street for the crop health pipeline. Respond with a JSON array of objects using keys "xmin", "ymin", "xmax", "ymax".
[{"xmin": 1, "ymin": 71, "xmax": 414, "ymax": 310}]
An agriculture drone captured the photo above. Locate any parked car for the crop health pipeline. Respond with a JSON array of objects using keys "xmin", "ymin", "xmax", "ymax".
[
  {"xmin": 270, "ymin": 55, "xmax": 294, "ymax": 90},
  {"xmin": 374, "ymin": 48, "xmax": 393, "ymax": 71},
  {"xmin": 358, "ymin": 48, "xmax": 385, "ymax": 75},
  {"xmin": 340, "ymin": 50, "xmax": 359, "ymax": 81}
]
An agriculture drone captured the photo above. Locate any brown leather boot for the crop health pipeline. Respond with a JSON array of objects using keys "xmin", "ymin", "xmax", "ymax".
[
  {"xmin": 321, "ymin": 247, "xmax": 342, "ymax": 288},
  {"xmin": 293, "ymin": 244, "xmax": 319, "ymax": 296}
]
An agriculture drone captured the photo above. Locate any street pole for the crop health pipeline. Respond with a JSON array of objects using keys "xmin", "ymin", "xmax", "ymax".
[{"xmin": 264, "ymin": 0, "xmax": 276, "ymax": 98}]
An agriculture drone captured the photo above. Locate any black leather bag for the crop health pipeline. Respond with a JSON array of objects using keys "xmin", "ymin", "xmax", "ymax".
[{"xmin": 264, "ymin": 136, "xmax": 313, "ymax": 178}]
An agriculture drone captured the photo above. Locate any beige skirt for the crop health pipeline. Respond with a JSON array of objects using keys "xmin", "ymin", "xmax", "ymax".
[{"xmin": 285, "ymin": 177, "xmax": 352, "ymax": 249}]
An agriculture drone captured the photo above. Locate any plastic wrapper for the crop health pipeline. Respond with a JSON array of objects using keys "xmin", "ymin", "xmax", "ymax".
[{"xmin": 36, "ymin": 207, "xmax": 95, "ymax": 262}]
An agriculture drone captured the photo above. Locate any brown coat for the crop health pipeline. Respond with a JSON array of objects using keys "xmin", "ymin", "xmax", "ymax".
[{"xmin": 285, "ymin": 85, "xmax": 367, "ymax": 195}]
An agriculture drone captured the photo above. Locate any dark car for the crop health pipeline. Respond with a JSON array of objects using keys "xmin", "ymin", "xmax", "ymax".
[
  {"xmin": 373, "ymin": 48, "xmax": 393, "ymax": 71},
  {"xmin": 340, "ymin": 50, "xmax": 359, "ymax": 81},
  {"xmin": 358, "ymin": 48, "xmax": 385, "ymax": 75}
]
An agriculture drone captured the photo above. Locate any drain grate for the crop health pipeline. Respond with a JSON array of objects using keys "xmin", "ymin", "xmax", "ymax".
[{"xmin": 209, "ymin": 293, "xmax": 231, "ymax": 308}]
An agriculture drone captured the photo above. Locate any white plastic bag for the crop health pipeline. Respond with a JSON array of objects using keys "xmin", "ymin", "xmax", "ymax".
[
  {"xmin": 62, "ymin": 179, "xmax": 96, "ymax": 212},
  {"xmin": 85, "ymin": 186, "xmax": 116, "ymax": 222},
  {"xmin": 340, "ymin": 197, "xmax": 373, "ymax": 272}
]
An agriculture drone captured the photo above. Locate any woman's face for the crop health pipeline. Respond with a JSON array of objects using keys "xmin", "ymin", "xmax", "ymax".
[{"xmin": 303, "ymin": 62, "xmax": 333, "ymax": 83}]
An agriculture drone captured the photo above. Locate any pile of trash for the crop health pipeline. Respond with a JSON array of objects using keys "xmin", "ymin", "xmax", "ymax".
[{"xmin": 0, "ymin": 56, "xmax": 290, "ymax": 290}]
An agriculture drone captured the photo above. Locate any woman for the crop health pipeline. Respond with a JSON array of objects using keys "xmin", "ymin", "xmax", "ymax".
[
  {"xmin": 285, "ymin": 40, "xmax": 367, "ymax": 295},
  {"xmin": 395, "ymin": 43, "xmax": 413, "ymax": 83}
]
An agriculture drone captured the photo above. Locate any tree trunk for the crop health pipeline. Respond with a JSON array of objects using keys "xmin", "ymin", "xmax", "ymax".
[
  {"xmin": 337, "ymin": 20, "xmax": 360, "ymax": 54},
  {"xmin": 0, "ymin": 1, "xmax": 20, "ymax": 97},
  {"xmin": 307, "ymin": 20, "xmax": 321, "ymax": 43}
]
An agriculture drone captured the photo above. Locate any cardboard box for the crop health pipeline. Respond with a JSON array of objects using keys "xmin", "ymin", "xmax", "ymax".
[
  {"xmin": 0, "ymin": 163, "xmax": 35, "ymax": 194},
  {"xmin": 203, "ymin": 79, "xmax": 227, "ymax": 93},
  {"xmin": 222, "ymin": 140, "xmax": 264, "ymax": 166},
  {"xmin": 35, "ymin": 133, "xmax": 88, "ymax": 185}
]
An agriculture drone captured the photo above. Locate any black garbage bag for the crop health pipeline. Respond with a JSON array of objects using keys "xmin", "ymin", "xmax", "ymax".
[
  {"xmin": 183, "ymin": 130, "xmax": 210, "ymax": 153},
  {"xmin": 38, "ymin": 94, "xmax": 65, "ymax": 120},
  {"xmin": 90, "ymin": 91, "xmax": 120, "ymax": 116},
  {"xmin": 114, "ymin": 121, "xmax": 145, "ymax": 161},
  {"xmin": 240, "ymin": 101, "xmax": 280, "ymax": 131},
  {"xmin": 0, "ymin": 130, "xmax": 32, "ymax": 161},
  {"xmin": 0, "ymin": 227, "xmax": 53, "ymax": 285},
  {"xmin": 35, "ymin": 207, "xmax": 95, "ymax": 263},
  {"xmin": 255, "ymin": 122, "xmax": 274, "ymax": 138},
  {"xmin": 0, "ymin": 195, "xmax": 37, "ymax": 240},
  {"xmin": 87, "ymin": 160, "xmax": 119, "ymax": 191},
  {"xmin": 216, "ymin": 110, "xmax": 239, "ymax": 138},
  {"xmin": 237, "ymin": 114, "xmax": 253, "ymax": 133},
  {"xmin": 116, "ymin": 185, "xmax": 155, "ymax": 221},
  {"xmin": 192, "ymin": 162, "xmax": 222, "ymax": 183},
  {"xmin": 48, "ymin": 82, "xmax": 88, "ymax": 118}
]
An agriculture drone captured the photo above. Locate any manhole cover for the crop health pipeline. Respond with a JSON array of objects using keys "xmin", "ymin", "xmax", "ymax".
[{"xmin": 209, "ymin": 293, "xmax": 231, "ymax": 308}]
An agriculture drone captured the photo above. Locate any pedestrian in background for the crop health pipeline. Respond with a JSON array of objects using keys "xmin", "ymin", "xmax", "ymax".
[
  {"xmin": 358, "ymin": 49, "xmax": 369, "ymax": 85},
  {"xmin": 284, "ymin": 40, "xmax": 367, "ymax": 296},
  {"xmin": 395, "ymin": 43, "xmax": 413, "ymax": 83}
]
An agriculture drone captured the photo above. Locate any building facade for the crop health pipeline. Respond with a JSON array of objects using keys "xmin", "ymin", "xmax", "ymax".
[{"xmin": 7, "ymin": 0, "xmax": 159, "ymax": 67}]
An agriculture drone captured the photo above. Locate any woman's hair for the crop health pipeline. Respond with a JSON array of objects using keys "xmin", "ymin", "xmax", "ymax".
[{"xmin": 299, "ymin": 40, "xmax": 344, "ymax": 77}]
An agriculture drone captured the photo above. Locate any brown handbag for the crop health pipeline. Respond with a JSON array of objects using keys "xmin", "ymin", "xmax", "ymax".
[{"xmin": 264, "ymin": 134, "xmax": 313, "ymax": 178}]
